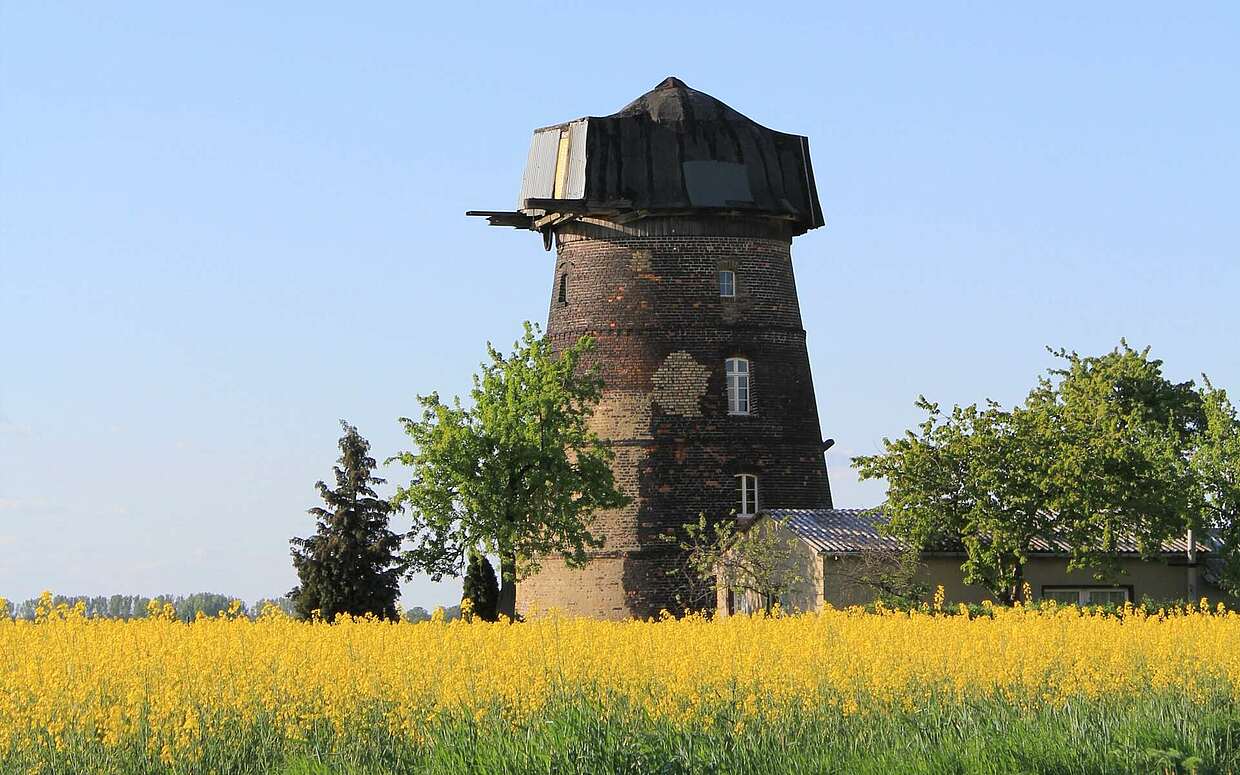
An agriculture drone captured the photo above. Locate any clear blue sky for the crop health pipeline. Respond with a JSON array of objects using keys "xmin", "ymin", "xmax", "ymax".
[{"xmin": 2, "ymin": 3, "xmax": 1237, "ymax": 608}]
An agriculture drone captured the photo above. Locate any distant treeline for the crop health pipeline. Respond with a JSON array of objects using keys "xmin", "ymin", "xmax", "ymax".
[
  {"xmin": 1, "ymin": 594, "xmax": 459, "ymax": 623},
  {"xmin": 1, "ymin": 593, "xmax": 294, "ymax": 622}
]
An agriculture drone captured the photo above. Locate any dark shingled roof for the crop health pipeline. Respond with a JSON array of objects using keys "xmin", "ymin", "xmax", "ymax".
[
  {"xmin": 766, "ymin": 508, "xmax": 1217, "ymax": 557},
  {"xmin": 471, "ymin": 77, "xmax": 826, "ymax": 237},
  {"xmin": 578, "ymin": 77, "xmax": 825, "ymax": 230}
]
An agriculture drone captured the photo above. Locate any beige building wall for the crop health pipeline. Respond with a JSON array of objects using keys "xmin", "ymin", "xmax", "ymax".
[
  {"xmin": 817, "ymin": 555, "xmax": 987, "ymax": 607},
  {"xmin": 821, "ymin": 553, "xmax": 1237, "ymax": 609},
  {"xmin": 716, "ymin": 521, "xmax": 824, "ymax": 615}
]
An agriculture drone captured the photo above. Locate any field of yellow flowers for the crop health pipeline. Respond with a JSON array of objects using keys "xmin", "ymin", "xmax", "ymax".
[{"xmin": 2, "ymin": 593, "xmax": 1239, "ymax": 774}]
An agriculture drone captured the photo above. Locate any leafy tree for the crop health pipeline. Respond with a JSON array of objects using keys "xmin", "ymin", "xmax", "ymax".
[
  {"xmin": 403, "ymin": 606, "xmax": 432, "ymax": 623},
  {"xmin": 667, "ymin": 514, "xmax": 806, "ymax": 614},
  {"xmin": 251, "ymin": 596, "xmax": 296, "ymax": 619},
  {"xmin": 854, "ymin": 399, "xmax": 1046, "ymax": 604},
  {"xmin": 171, "ymin": 593, "xmax": 240, "ymax": 621},
  {"xmin": 391, "ymin": 323, "xmax": 629, "ymax": 620},
  {"xmin": 833, "ymin": 537, "xmax": 930, "ymax": 607},
  {"xmin": 289, "ymin": 421, "xmax": 404, "ymax": 621},
  {"xmin": 1193, "ymin": 380, "xmax": 1240, "ymax": 595},
  {"xmin": 404, "ymin": 605, "xmax": 461, "ymax": 622},
  {"xmin": 855, "ymin": 343, "xmax": 1236, "ymax": 604},
  {"xmin": 1026, "ymin": 344, "xmax": 1204, "ymax": 578},
  {"xmin": 461, "ymin": 552, "xmax": 500, "ymax": 622}
]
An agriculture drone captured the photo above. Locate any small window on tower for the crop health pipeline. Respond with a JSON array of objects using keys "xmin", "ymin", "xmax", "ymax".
[
  {"xmin": 558, "ymin": 273, "xmax": 568, "ymax": 304},
  {"xmin": 736, "ymin": 474, "xmax": 758, "ymax": 515},
  {"xmin": 726, "ymin": 357, "xmax": 750, "ymax": 415},
  {"xmin": 719, "ymin": 269, "xmax": 736, "ymax": 298}
]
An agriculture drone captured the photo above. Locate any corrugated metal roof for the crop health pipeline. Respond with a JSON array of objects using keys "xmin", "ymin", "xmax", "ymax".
[
  {"xmin": 518, "ymin": 120, "xmax": 589, "ymax": 209},
  {"xmin": 564, "ymin": 120, "xmax": 588, "ymax": 200},
  {"xmin": 767, "ymin": 509, "xmax": 903, "ymax": 554},
  {"xmin": 518, "ymin": 127, "xmax": 560, "ymax": 207},
  {"xmin": 766, "ymin": 508, "xmax": 1215, "ymax": 556},
  {"xmin": 1024, "ymin": 532, "xmax": 1212, "ymax": 554}
]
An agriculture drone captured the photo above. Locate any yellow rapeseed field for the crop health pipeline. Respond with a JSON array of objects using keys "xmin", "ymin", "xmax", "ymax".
[{"xmin": 1, "ymin": 593, "xmax": 1238, "ymax": 770}]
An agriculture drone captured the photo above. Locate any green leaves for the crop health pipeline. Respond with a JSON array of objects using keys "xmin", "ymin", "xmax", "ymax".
[
  {"xmin": 390, "ymin": 323, "xmax": 630, "ymax": 616},
  {"xmin": 854, "ymin": 342, "xmax": 1240, "ymax": 603},
  {"xmin": 1033, "ymin": 344, "xmax": 1204, "ymax": 577},
  {"xmin": 1194, "ymin": 380, "xmax": 1240, "ymax": 595},
  {"xmin": 668, "ymin": 514, "xmax": 806, "ymax": 612}
]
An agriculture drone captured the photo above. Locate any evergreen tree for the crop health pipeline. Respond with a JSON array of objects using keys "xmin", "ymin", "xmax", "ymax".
[
  {"xmin": 461, "ymin": 552, "xmax": 500, "ymax": 621},
  {"xmin": 289, "ymin": 421, "xmax": 404, "ymax": 621}
]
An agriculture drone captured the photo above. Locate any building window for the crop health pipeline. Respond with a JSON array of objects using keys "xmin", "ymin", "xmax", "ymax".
[
  {"xmin": 736, "ymin": 474, "xmax": 758, "ymax": 515},
  {"xmin": 557, "ymin": 273, "xmax": 568, "ymax": 304},
  {"xmin": 726, "ymin": 357, "xmax": 750, "ymax": 414},
  {"xmin": 719, "ymin": 269, "xmax": 736, "ymax": 298},
  {"xmin": 735, "ymin": 590, "xmax": 776, "ymax": 614},
  {"xmin": 1042, "ymin": 587, "xmax": 1130, "ymax": 606}
]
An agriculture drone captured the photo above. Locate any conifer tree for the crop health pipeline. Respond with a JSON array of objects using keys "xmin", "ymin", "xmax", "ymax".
[
  {"xmin": 290, "ymin": 421, "xmax": 403, "ymax": 621},
  {"xmin": 461, "ymin": 552, "xmax": 500, "ymax": 622}
]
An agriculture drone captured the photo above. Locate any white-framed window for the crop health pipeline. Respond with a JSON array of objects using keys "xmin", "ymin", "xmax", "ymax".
[
  {"xmin": 725, "ymin": 357, "xmax": 750, "ymax": 415},
  {"xmin": 1042, "ymin": 587, "xmax": 1129, "ymax": 606},
  {"xmin": 736, "ymin": 473, "xmax": 758, "ymax": 515},
  {"xmin": 719, "ymin": 269, "xmax": 736, "ymax": 298}
]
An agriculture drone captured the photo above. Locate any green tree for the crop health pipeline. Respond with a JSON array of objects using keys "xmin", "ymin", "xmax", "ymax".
[
  {"xmin": 1193, "ymin": 380, "xmax": 1240, "ymax": 595},
  {"xmin": 667, "ymin": 514, "xmax": 807, "ymax": 614},
  {"xmin": 855, "ymin": 343, "xmax": 1233, "ymax": 604},
  {"xmin": 289, "ymin": 421, "xmax": 404, "ymax": 621},
  {"xmin": 834, "ymin": 537, "xmax": 930, "ymax": 607},
  {"xmin": 390, "ymin": 323, "xmax": 629, "ymax": 620},
  {"xmin": 461, "ymin": 552, "xmax": 500, "ymax": 622},
  {"xmin": 251, "ymin": 596, "xmax": 296, "ymax": 618},
  {"xmin": 854, "ymin": 399, "xmax": 1046, "ymax": 603},
  {"xmin": 403, "ymin": 606, "xmax": 431, "ymax": 623},
  {"xmin": 1027, "ymin": 344, "xmax": 1204, "ymax": 579}
]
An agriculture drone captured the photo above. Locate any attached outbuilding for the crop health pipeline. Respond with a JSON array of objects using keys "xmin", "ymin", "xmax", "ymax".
[{"xmin": 718, "ymin": 508, "xmax": 1236, "ymax": 614}]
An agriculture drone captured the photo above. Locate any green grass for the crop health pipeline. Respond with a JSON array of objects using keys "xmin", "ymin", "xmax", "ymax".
[{"xmin": 7, "ymin": 692, "xmax": 1238, "ymax": 774}]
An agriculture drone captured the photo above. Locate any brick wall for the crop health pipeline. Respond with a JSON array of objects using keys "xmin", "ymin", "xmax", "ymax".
[{"xmin": 517, "ymin": 216, "xmax": 833, "ymax": 619}]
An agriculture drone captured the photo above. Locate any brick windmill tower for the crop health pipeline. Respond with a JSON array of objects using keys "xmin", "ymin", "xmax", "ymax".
[{"xmin": 470, "ymin": 77, "xmax": 833, "ymax": 618}]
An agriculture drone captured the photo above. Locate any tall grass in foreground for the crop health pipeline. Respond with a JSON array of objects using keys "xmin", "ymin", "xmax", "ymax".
[
  {"xmin": 2, "ymin": 594, "xmax": 1238, "ymax": 773},
  {"xmin": 8, "ymin": 692, "xmax": 1240, "ymax": 774}
]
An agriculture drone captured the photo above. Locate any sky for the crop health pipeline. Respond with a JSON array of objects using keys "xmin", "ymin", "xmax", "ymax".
[{"xmin": 1, "ymin": 3, "xmax": 1237, "ymax": 608}]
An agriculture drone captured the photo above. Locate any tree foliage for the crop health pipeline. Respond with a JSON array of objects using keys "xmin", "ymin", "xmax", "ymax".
[
  {"xmin": 854, "ymin": 343, "xmax": 1240, "ymax": 603},
  {"xmin": 1195, "ymin": 380, "xmax": 1240, "ymax": 596},
  {"xmin": 289, "ymin": 421, "xmax": 404, "ymax": 621},
  {"xmin": 390, "ymin": 323, "xmax": 629, "ymax": 619},
  {"xmin": 461, "ymin": 552, "xmax": 500, "ymax": 622},
  {"xmin": 833, "ymin": 537, "xmax": 930, "ymax": 607},
  {"xmin": 8, "ymin": 593, "xmax": 253, "ymax": 621},
  {"xmin": 667, "ymin": 514, "xmax": 807, "ymax": 614}
]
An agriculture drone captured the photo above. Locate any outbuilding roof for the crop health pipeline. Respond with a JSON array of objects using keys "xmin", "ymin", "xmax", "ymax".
[
  {"xmin": 767, "ymin": 508, "xmax": 903, "ymax": 554},
  {"xmin": 765, "ymin": 508, "xmax": 1215, "ymax": 557}
]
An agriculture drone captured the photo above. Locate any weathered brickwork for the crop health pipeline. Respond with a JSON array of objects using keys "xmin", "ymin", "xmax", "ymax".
[
  {"xmin": 651, "ymin": 351, "xmax": 711, "ymax": 417},
  {"xmin": 517, "ymin": 216, "xmax": 833, "ymax": 620}
]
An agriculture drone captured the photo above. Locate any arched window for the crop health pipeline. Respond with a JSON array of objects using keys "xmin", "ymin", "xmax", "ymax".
[
  {"xmin": 736, "ymin": 474, "xmax": 758, "ymax": 515},
  {"xmin": 725, "ymin": 357, "xmax": 750, "ymax": 415},
  {"xmin": 557, "ymin": 273, "xmax": 568, "ymax": 304}
]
